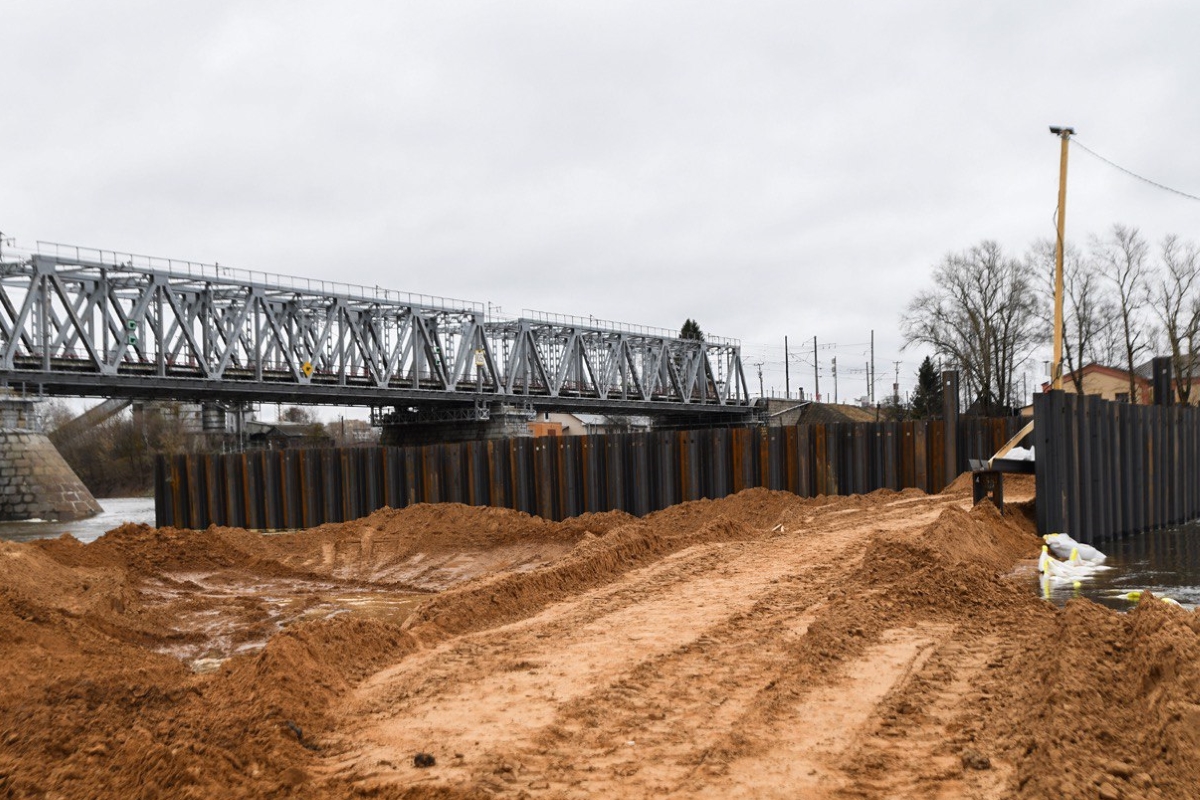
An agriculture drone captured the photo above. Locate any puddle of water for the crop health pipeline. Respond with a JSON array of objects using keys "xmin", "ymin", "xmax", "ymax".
[
  {"xmin": 0, "ymin": 499, "xmax": 432, "ymax": 672},
  {"xmin": 0, "ymin": 497, "xmax": 155, "ymax": 543},
  {"xmin": 142, "ymin": 571, "xmax": 426, "ymax": 671},
  {"xmin": 1037, "ymin": 524, "xmax": 1200, "ymax": 611}
]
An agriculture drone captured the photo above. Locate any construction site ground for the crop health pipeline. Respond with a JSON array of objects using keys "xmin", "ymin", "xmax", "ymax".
[{"xmin": 3, "ymin": 475, "xmax": 1200, "ymax": 799}]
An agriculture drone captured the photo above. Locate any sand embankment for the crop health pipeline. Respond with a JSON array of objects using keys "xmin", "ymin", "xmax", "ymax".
[{"xmin": 2, "ymin": 475, "xmax": 1199, "ymax": 798}]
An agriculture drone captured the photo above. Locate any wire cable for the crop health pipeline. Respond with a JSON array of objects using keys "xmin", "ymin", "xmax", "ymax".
[{"xmin": 1072, "ymin": 138, "xmax": 1200, "ymax": 204}]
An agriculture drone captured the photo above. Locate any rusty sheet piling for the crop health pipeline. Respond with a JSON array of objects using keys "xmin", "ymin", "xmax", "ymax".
[{"xmin": 155, "ymin": 418, "xmax": 1021, "ymax": 529}]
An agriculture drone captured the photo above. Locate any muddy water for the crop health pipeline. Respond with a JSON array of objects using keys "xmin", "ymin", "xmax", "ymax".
[
  {"xmin": 1039, "ymin": 523, "xmax": 1200, "ymax": 611},
  {"xmin": 0, "ymin": 496, "xmax": 155, "ymax": 543},
  {"xmin": 143, "ymin": 571, "xmax": 425, "ymax": 672}
]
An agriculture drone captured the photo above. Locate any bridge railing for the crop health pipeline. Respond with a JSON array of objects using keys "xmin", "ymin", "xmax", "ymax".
[
  {"xmin": 35, "ymin": 241, "xmax": 484, "ymax": 313},
  {"xmin": 521, "ymin": 308, "xmax": 740, "ymax": 346}
]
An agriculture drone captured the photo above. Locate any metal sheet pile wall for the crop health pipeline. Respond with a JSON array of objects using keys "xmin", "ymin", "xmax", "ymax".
[
  {"xmin": 1034, "ymin": 390, "xmax": 1200, "ymax": 541},
  {"xmin": 154, "ymin": 418, "xmax": 1021, "ymax": 529}
]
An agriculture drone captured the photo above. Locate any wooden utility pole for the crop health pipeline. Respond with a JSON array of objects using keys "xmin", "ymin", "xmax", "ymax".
[{"xmin": 1050, "ymin": 126, "xmax": 1074, "ymax": 390}]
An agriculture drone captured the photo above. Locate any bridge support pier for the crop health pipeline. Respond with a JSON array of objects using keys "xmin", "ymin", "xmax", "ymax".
[
  {"xmin": 0, "ymin": 393, "xmax": 101, "ymax": 521},
  {"xmin": 380, "ymin": 402, "xmax": 535, "ymax": 447}
]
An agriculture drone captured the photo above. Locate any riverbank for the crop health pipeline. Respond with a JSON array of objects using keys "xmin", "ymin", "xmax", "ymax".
[{"xmin": 0, "ymin": 496, "xmax": 155, "ymax": 544}]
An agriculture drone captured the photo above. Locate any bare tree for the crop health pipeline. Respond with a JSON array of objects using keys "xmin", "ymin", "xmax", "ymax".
[
  {"xmin": 902, "ymin": 241, "xmax": 1043, "ymax": 414},
  {"xmin": 1091, "ymin": 313, "xmax": 1125, "ymax": 369},
  {"xmin": 1093, "ymin": 225, "xmax": 1153, "ymax": 402},
  {"xmin": 1028, "ymin": 239, "xmax": 1118, "ymax": 394},
  {"xmin": 1151, "ymin": 234, "xmax": 1200, "ymax": 404},
  {"xmin": 280, "ymin": 405, "xmax": 318, "ymax": 424}
]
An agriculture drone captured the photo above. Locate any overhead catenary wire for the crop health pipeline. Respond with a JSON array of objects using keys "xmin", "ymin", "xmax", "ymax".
[
  {"xmin": 1072, "ymin": 138, "xmax": 1200, "ymax": 204},
  {"xmin": 741, "ymin": 334, "xmax": 927, "ymax": 401}
]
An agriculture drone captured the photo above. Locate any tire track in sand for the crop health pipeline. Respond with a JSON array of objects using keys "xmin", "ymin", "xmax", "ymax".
[
  {"xmin": 672, "ymin": 625, "xmax": 950, "ymax": 799},
  {"xmin": 834, "ymin": 631, "xmax": 1017, "ymax": 800},
  {"xmin": 324, "ymin": 515, "xmax": 872, "ymax": 790},
  {"xmin": 322, "ymin": 491, "xmax": 980, "ymax": 797}
]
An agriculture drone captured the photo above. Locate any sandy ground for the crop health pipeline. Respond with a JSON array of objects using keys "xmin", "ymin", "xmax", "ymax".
[{"xmin": 3, "ymin": 475, "xmax": 1200, "ymax": 799}]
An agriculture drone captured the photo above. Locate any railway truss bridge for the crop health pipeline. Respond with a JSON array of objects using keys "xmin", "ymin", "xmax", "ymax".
[{"xmin": 0, "ymin": 243, "xmax": 753, "ymax": 433}]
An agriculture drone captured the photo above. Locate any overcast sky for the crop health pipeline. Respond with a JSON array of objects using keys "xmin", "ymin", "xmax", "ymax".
[{"xmin": 5, "ymin": 1, "xmax": 1199, "ymax": 409}]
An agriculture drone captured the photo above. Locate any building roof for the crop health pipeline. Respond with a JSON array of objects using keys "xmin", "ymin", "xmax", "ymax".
[
  {"xmin": 1053, "ymin": 359, "xmax": 1200, "ymax": 385},
  {"xmin": 1043, "ymin": 362, "xmax": 1150, "ymax": 392}
]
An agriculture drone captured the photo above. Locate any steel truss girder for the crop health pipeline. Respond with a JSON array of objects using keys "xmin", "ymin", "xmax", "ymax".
[
  {"xmin": 0, "ymin": 251, "xmax": 751, "ymax": 413},
  {"xmin": 484, "ymin": 319, "xmax": 748, "ymax": 406}
]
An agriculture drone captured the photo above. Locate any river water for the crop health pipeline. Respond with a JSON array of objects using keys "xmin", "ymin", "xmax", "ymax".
[
  {"xmin": 0, "ymin": 497, "xmax": 156, "ymax": 544},
  {"xmin": 1039, "ymin": 524, "xmax": 1200, "ymax": 611}
]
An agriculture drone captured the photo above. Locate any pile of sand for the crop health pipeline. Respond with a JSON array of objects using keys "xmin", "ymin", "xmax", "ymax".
[{"xmin": 1, "ymin": 480, "xmax": 1199, "ymax": 798}]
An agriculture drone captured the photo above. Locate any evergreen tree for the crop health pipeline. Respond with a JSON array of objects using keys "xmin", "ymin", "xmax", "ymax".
[
  {"xmin": 909, "ymin": 356, "xmax": 944, "ymax": 418},
  {"xmin": 680, "ymin": 318, "xmax": 704, "ymax": 341}
]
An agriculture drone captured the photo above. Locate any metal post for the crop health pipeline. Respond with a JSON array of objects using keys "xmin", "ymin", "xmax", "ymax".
[
  {"xmin": 870, "ymin": 329, "xmax": 875, "ymax": 404},
  {"xmin": 942, "ymin": 370, "xmax": 959, "ymax": 486},
  {"xmin": 784, "ymin": 335, "xmax": 790, "ymax": 400},
  {"xmin": 813, "ymin": 336, "xmax": 819, "ymax": 402},
  {"xmin": 1153, "ymin": 356, "xmax": 1172, "ymax": 405}
]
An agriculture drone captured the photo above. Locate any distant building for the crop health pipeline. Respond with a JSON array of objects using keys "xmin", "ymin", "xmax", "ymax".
[
  {"xmin": 529, "ymin": 412, "xmax": 652, "ymax": 437},
  {"xmin": 1047, "ymin": 363, "xmax": 1149, "ymax": 403},
  {"xmin": 1044, "ymin": 360, "xmax": 1200, "ymax": 405},
  {"xmin": 528, "ymin": 419, "xmax": 563, "ymax": 437},
  {"xmin": 245, "ymin": 419, "xmax": 333, "ymax": 449}
]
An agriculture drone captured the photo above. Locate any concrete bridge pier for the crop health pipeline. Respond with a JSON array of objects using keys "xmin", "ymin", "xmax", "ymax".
[
  {"xmin": 379, "ymin": 401, "xmax": 535, "ymax": 447},
  {"xmin": 0, "ymin": 392, "xmax": 101, "ymax": 521}
]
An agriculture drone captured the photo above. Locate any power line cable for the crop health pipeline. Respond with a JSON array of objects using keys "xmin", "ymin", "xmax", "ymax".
[{"xmin": 1072, "ymin": 139, "xmax": 1200, "ymax": 204}]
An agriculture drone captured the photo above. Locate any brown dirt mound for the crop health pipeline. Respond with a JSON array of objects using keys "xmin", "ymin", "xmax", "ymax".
[
  {"xmin": 864, "ymin": 502, "xmax": 1037, "ymax": 581},
  {"xmin": 942, "ymin": 470, "xmax": 975, "ymax": 495},
  {"xmin": 8, "ymin": 484, "xmax": 1200, "ymax": 798},
  {"xmin": 37, "ymin": 522, "xmax": 289, "ymax": 577},
  {"xmin": 854, "ymin": 502, "xmax": 1043, "ymax": 628},
  {"xmin": 978, "ymin": 597, "xmax": 1200, "ymax": 799},
  {"xmin": 942, "ymin": 471, "xmax": 1036, "ymax": 501},
  {"xmin": 0, "ymin": 540, "xmax": 130, "ymax": 616},
  {"xmin": 405, "ymin": 514, "xmax": 759, "ymax": 638},
  {"xmin": 257, "ymin": 503, "xmax": 634, "ymax": 589},
  {"xmin": 0, "ymin": 574, "xmax": 420, "ymax": 798}
]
